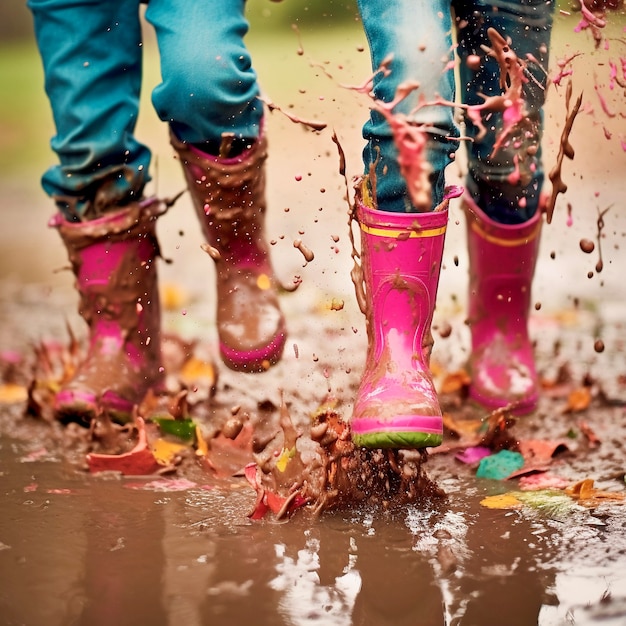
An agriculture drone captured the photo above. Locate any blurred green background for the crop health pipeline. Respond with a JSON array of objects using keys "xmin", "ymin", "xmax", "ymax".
[{"xmin": 0, "ymin": 0, "xmax": 362, "ymax": 177}]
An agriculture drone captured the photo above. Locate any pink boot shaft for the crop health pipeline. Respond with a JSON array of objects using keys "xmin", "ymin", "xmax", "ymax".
[
  {"xmin": 465, "ymin": 195, "xmax": 542, "ymax": 413},
  {"xmin": 351, "ymin": 194, "xmax": 449, "ymax": 449}
]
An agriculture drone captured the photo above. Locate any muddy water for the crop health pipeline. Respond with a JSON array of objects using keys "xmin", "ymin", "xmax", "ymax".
[{"xmin": 1, "ymin": 416, "xmax": 625, "ymax": 626}]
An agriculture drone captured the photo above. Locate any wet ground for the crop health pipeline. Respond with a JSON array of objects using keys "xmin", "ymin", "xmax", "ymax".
[{"xmin": 1, "ymin": 10, "xmax": 626, "ymax": 626}]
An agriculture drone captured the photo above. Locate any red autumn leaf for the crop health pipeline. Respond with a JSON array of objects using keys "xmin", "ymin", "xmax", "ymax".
[
  {"xmin": 244, "ymin": 463, "xmax": 309, "ymax": 520},
  {"xmin": 86, "ymin": 417, "xmax": 161, "ymax": 475},
  {"xmin": 579, "ymin": 421, "xmax": 601, "ymax": 447},
  {"xmin": 204, "ymin": 422, "xmax": 255, "ymax": 477}
]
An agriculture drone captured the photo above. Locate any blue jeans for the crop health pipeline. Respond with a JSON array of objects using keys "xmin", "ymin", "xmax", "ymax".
[
  {"xmin": 357, "ymin": 0, "xmax": 554, "ymax": 223},
  {"xmin": 28, "ymin": 0, "xmax": 263, "ymax": 219}
]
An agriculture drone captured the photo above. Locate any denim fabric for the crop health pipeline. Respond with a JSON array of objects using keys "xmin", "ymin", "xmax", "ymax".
[
  {"xmin": 357, "ymin": 0, "xmax": 554, "ymax": 222},
  {"xmin": 28, "ymin": 0, "xmax": 262, "ymax": 218}
]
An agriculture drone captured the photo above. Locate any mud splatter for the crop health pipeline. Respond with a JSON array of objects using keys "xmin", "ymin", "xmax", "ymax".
[{"xmin": 546, "ymin": 81, "xmax": 583, "ymax": 224}]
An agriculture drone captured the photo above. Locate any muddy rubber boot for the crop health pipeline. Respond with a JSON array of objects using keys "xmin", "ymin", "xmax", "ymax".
[
  {"xmin": 171, "ymin": 131, "xmax": 286, "ymax": 372},
  {"xmin": 52, "ymin": 199, "xmax": 166, "ymax": 423},
  {"xmin": 350, "ymin": 183, "xmax": 449, "ymax": 449},
  {"xmin": 464, "ymin": 195, "xmax": 542, "ymax": 414}
]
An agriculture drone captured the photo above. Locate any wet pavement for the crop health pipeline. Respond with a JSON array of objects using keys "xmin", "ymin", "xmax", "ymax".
[{"xmin": 1, "ymin": 12, "xmax": 626, "ymax": 626}]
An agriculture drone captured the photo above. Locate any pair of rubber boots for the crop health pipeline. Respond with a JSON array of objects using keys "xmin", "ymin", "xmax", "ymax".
[
  {"xmin": 351, "ymin": 181, "xmax": 542, "ymax": 449},
  {"xmin": 53, "ymin": 133, "xmax": 286, "ymax": 423}
]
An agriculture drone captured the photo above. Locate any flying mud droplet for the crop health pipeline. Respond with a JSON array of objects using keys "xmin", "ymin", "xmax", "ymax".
[
  {"xmin": 594, "ymin": 339, "xmax": 605, "ymax": 353},
  {"xmin": 579, "ymin": 238, "xmax": 595, "ymax": 253},
  {"xmin": 201, "ymin": 242, "xmax": 221, "ymax": 261},
  {"xmin": 293, "ymin": 239, "xmax": 314, "ymax": 262},
  {"xmin": 330, "ymin": 298, "xmax": 344, "ymax": 311},
  {"xmin": 535, "ymin": 302, "xmax": 542, "ymax": 311},
  {"xmin": 437, "ymin": 321, "xmax": 452, "ymax": 338},
  {"xmin": 466, "ymin": 54, "xmax": 482, "ymax": 70},
  {"xmin": 222, "ymin": 417, "xmax": 244, "ymax": 440}
]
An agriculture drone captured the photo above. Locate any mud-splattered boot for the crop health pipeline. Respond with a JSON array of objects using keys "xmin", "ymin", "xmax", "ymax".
[
  {"xmin": 464, "ymin": 195, "xmax": 542, "ymax": 414},
  {"xmin": 52, "ymin": 199, "xmax": 165, "ymax": 423},
  {"xmin": 171, "ymin": 131, "xmax": 286, "ymax": 372},
  {"xmin": 350, "ymin": 184, "xmax": 449, "ymax": 449}
]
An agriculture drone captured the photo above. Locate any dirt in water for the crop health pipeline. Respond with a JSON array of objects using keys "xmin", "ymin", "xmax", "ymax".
[{"xmin": 1, "ymin": 298, "xmax": 625, "ymax": 625}]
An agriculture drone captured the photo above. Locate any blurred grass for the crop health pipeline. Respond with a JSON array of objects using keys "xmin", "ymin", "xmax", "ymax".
[{"xmin": 0, "ymin": 11, "xmax": 365, "ymax": 180}]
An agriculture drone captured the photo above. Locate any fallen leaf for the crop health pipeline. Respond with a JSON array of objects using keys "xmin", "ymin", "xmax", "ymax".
[
  {"xmin": 564, "ymin": 386, "xmax": 592, "ymax": 412},
  {"xmin": 244, "ymin": 463, "xmax": 309, "ymax": 520},
  {"xmin": 195, "ymin": 424, "xmax": 209, "ymax": 457},
  {"xmin": 86, "ymin": 417, "xmax": 161, "ymax": 475},
  {"xmin": 153, "ymin": 416, "xmax": 197, "ymax": 442},
  {"xmin": 519, "ymin": 473, "xmax": 571, "ymax": 491},
  {"xmin": 439, "ymin": 369, "xmax": 471, "ymax": 394},
  {"xmin": 455, "ymin": 446, "xmax": 492, "ymax": 465},
  {"xmin": 160, "ymin": 282, "xmax": 189, "ymax": 311},
  {"xmin": 480, "ymin": 493, "xmax": 523, "ymax": 509},
  {"xmin": 517, "ymin": 439, "xmax": 570, "ymax": 463},
  {"xmin": 565, "ymin": 478, "xmax": 625, "ymax": 507},
  {"xmin": 579, "ymin": 421, "xmax": 601, "ymax": 447},
  {"xmin": 179, "ymin": 357, "xmax": 217, "ymax": 389},
  {"xmin": 150, "ymin": 438, "xmax": 188, "ymax": 465},
  {"xmin": 0, "ymin": 383, "xmax": 28, "ymax": 404},
  {"xmin": 476, "ymin": 450, "xmax": 525, "ymax": 480}
]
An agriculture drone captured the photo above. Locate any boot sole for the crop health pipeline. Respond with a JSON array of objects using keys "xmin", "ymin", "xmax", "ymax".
[
  {"xmin": 220, "ymin": 329, "xmax": 287, "ymax": 373},
  {"xmin": 351, "ymin": 416, "xmax": 443, "ymax": 449}
]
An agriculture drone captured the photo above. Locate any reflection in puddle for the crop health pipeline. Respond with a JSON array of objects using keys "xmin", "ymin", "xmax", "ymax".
[{"xmin": 1, "ymin": 438, "xmax": 626, "ymax": 625}]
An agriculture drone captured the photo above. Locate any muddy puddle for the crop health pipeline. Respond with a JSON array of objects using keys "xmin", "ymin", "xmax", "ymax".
[
  {"xmin": 1, "ymin": 422, "xmax": 625, "ymax": 626},
  {"xmin": 1, "ymin": 296, "xmax": 625, "ymax": 626}
]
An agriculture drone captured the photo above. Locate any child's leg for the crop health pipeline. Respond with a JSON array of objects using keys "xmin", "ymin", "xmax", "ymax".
[
  {"xmin": 145, "ymin": 0, "xmax": 263, "ymax": 144},
  {"xmin": 356, "ymin": 0, "xmax": 458, "ymax": 212},
  {"xmin": 454, "ymin": 0, "xmax": 554, "ymax": 223},
  {"xmin": 147, "ymin": 0, "xmax": 285, "ymax": 371},
  {"xmin": 28, "ymin": 0, "xmax": 150, "ymax": 220},
  {"xmin": 454, "ymin": 0, "xmax": 555, "ymax": 412}
]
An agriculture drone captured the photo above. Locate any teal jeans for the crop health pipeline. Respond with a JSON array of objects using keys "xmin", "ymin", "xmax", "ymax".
[
  {"xmin": 28, "ymin": 0, "xmax": 263, "ymax": 219},
  {"xmin": 357, "ymin": 0, "xmax": 554, "ymax": 222}
]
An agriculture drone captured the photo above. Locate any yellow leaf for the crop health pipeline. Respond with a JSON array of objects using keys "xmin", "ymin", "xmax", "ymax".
[
  {"xmin": 0, "ymin": 383, "xmax": 28, "ymax": 404},
  {"xmin": 195, "ymin": 425, "xmax": 209, "ymax": 458},
  {"xmin": 566, "ymin": 478, "xmax": 625, "ymax": 507},
  {"xmin": 480, "ymin": 493, "xmax": 523, "ymax": 510},
  {"xmin": 161, "ymin": 282, "xmax": 189, "ymax": 311},
  {"xmin": 440, "ymin": 369, "xmax": 471, "ymax": 394},
  {"xmin": 180, "ymin": 357, "xmax": 216, "ymax": 387},
  {"xmin": 151, "ymin": 438, "xmax": 188, "ymax": 465},
  {"xmin": 276, "ymin": 447, "xmax": 296, "ymax": 472},
  {"xmin": 566, "ymin": 387, "xmax": 591, "ymax": 412}
]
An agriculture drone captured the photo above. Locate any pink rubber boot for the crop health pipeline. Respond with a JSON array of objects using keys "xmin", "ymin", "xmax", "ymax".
[
  {"xmin": 52, "ymin": 199, "xmax": 165, "ymax": 423},
  {"xmin": 464, "ymin": 195, "xmax": 542, "ymax": 414},
  {"xmin": 350, "ymin": 187, "xmax": 450, "ymax": 449},
  {"xmin": 172, "ymin": 131, "xmax": 286, "ymax": 372}
]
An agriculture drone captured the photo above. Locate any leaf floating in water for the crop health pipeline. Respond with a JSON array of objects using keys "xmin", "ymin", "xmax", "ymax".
[
  {"xmin": 480, "ymin": 493, "xmax": 523, "ymax": 510},
  {"xmin": 86, "ymin": 417, "xmax": 161, "ymax": 476},
  {"xmin": 476, "ymin": 450, "xmax": 525, "ymax": 480},
  {"xmin": 566, "ymin": 478, "xmax": 625, "ymax": 508}
]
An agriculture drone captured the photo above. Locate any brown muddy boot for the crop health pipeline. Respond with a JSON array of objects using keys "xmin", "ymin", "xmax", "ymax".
[
  {"xmin": 171, "ymin": 131, "xmax": 286, "ymax": 372},
  {"xmin": 52, "ymin": 199, "xmax": 166, "ymax": 423}
]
